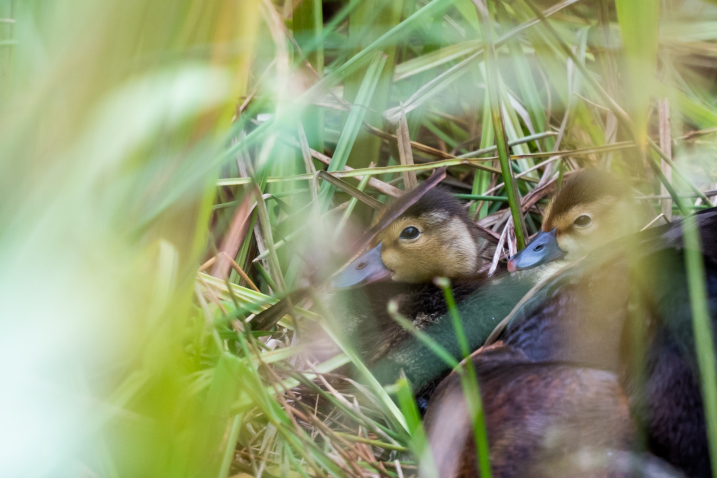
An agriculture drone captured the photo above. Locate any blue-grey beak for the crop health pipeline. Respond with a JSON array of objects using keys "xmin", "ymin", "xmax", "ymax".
[
  {"xmin": 507, "ymin": 228, "xmax": 565, "ymax": 272},
  {"xmin": 331, "ymin": 243, "xmax": 391, "ymax": 289}
]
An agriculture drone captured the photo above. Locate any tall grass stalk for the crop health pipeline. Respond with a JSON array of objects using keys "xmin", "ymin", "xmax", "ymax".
[
  {"xmin": 436, "ymin": 278, "xmax": 492, "ymax": 478},
  {"xmin": 682, "ymin": 216, "xmax": 717, "ymax": 477}
]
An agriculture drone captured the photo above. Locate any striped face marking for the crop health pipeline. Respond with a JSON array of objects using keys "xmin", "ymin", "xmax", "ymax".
[
  {"xmin": 376, "ymin": 211, "xmax": 479, "ymax": 283},
  {"xmin": 545, "ymin": 197, "xmax": 639, "ymax": 261}
]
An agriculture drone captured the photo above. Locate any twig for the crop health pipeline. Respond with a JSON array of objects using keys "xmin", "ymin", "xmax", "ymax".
[
  {"xmin": 220, "ymin": 252, "xmax": 260, "ymax": 292},
  {"xmin": 659, "ymin": 98, "xmax": 673, "ymax": 220},
  {"xmin": 397, "ymin": 104, "xmax": 418, "ymax": 191},
  {"xmin": 642, "ymin": 214, "xmax": 669, "ymax": 230}
]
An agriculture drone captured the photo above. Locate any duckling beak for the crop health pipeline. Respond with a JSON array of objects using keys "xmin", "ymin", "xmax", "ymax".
[
  {"xmin": 331, "ymin": 243, "xmax": 392, "ymax": 289},
  {"xmin": 507, "ymin": 228, "xmax": 565, "ymax": 272}
]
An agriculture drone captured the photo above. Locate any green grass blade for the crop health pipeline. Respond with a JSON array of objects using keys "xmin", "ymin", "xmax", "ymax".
[
  {"xmin": 681, "ymin": 216, "xmax": 717, "ymax": 478},
  {"xmin": 395, "ymin": 376, "xmax": 435, "ymax": 476},
  {"xmin": 435, "ymin": 277, "xmax": 491, "ymax": 478},
  {"xmin": 345, "ymin": 0, "xmax": 404, "ymax": 197},
  {"xmin": 614, "ymin": 0, "xmax": 660, "ymax": 147},
  {"xmin": 394, "ymin": 40, "xmax": 481, "ymax": 80},
  {"xmin": 470, "ymin": 83, "xmax": 495, "ymax": 219},
  {"xmin": 320, "ymin": 52, "xmax": 387, "ymax": 208},
  {"xmin": 293, "ymin": 0, "xmax": 325, "ymax": 153},
  {"xmin": 474, "ymin": 0, "xmax": 526, "ymax": 249}
]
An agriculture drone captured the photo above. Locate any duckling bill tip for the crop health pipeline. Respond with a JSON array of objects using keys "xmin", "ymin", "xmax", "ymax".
[{"xmin": 331, "ymin": 243, "xmax": 392, "ymax": 289}]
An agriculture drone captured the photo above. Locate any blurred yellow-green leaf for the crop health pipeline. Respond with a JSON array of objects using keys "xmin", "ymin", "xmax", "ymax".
[{"xmin": 615, "ymin": 0, "xmax": 661, "ymax": 147}]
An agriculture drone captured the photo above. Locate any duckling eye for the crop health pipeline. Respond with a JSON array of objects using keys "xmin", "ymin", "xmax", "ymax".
[
  {"xmin": 534, "ymin": 244, "xmax": 544, "ymax": 252},
  {"xmin": 399, "ymin": 226, "xmax": 420, "ymax": 240},
  {"xmin": 574, "ymin": 215, "xmax": 592, "ymax": 227}
]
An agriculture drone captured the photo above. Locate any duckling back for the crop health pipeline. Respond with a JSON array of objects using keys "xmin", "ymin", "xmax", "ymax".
[{"xmin": 368, "ymin": 270, "xmax": 539, "ymax": 407}]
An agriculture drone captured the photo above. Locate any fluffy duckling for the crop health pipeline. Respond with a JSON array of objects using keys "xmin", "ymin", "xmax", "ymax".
[
  {"xmin": 327, "ymin": 188, "xmax": 538, "ymax": 409},
  {"xmin": 423, "ymin": 209, "xmax": 717, "ymax": 477},
  {"xmin": 329, "ymin": 189, "xmax": 492, "ymax": 365},
  {"xmin": 475, "ymin": 208, "xmax": 717, "ymax": 477},
  {"xmin": 508, "ymin": 168, "xmax": 651, "ymax": 271}
]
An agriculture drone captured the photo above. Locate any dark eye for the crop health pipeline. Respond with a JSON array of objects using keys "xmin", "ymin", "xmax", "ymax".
[
  {"xmin": 534, "ymin": 244, "xmax": 544, "ymax": 252},
  {"xmin": 399, "ymin": 226, "xmax": 420, "ymax": 240},
  {"xmin": 574, "ymin": 215, "xmax": 592, "ymax": 227}
]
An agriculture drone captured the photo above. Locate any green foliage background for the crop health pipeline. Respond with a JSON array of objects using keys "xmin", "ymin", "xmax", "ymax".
[{"xmin": 1, "ymin": 0, "xmax": 717, "ymax": 476}]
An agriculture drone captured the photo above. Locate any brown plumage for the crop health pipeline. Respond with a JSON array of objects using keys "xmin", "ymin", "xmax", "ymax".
[
  {"xmin": 422, "ymin": 345, "xmax": 655, "ymax": 478},
  {"xmin": 427, "ymin": 208, "xmax": 717, "ymax": 478}
]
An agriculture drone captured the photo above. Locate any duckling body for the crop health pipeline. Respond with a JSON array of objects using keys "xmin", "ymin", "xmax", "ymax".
[
  {"xmin": 368, "ymin": 271, "xmax": 540, "ymax": 408},
  {"xmin": 423, "ymin": 168, "xmax": 716, "ymax": 477},
  {"xmin": 423, "ymin": 209, "xmax": 717, "ymax": 477},
  {"xmin": 335, "ymin": 276, "xmax": 488, "ymax": 366},
  {"xmin": 621, "ymin": 229, "xmax": 717, "ymax": 477}
]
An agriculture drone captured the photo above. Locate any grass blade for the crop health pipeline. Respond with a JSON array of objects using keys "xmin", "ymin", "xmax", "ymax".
[
  {"xmin": 397, "ymin": 105, "xmax": 419, "ymax": 190},
  {"xmin": 435, "ymin": 278, "xmax": 491, "ymax": 478},
  {"xmin": 320, "ymin": 52, "xmax": 387, "ymax": 208},
  {"xmin": 470, "ymin": 84, "xmax": 495, "ymax": 219},
  {"xmin": 317, "ymin": 170, "xmax": 384, "ymax": 210},
  {"xmin": 473, "ymin": 0, "xmax": 526, "ymax": 249},
  {"xmin": 681, "ymin": 215, "xmax": 717, "ymax": 478},
  {"xmin": 615, "ymin": 0, "xmax": 660, "ymax": 147}
]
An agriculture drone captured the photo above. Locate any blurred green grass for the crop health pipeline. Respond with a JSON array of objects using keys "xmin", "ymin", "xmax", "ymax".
[{"xmin": 2, "ymin": 0, "xmax": 717, "ymax": 476}]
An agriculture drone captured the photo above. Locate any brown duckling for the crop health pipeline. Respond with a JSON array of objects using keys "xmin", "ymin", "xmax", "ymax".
[
  {"xmin": 329, "ymin": 188, "xmax": 494, "ymax": 366},
  {"xmin": 422, "ymin": 210, "xmax": 717, "ymax": 477},
  {"xmin": 508, "ymin": 168, "xmax": 652, "ymax": 271},
  {"xmin": 419, "ymin": 166, "xmax": 716, "ymax": 476},
  {"xmin": 449, "ymin": 207, "xmax": 717, "ymax": 477},
  {"xmin": 324, "ymin": 188, "xmax": 541, "ymax": 411}
]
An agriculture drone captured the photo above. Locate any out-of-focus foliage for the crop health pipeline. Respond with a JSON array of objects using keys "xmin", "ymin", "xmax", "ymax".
[
  {"xmin": 1, "ymin": 0, "xmax": 717, "ymax": 476},
  {"xmin": 0, "ymin": 0, "xmax": 256, "ymax": 476}
]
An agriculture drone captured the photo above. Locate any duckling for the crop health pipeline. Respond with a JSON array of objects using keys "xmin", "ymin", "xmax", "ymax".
[
  {"xmin": 422, "ymin": 209, "xmax": 717, "ymax": 477},
  {"xmin": 479, "ymin": 207, "xmax": 717, "ymax": 477},
  {"xmin": 508, "ymin": 168, "xmax": 652, "ymax": 272},
  {"xmin": 328, "ymin": 188, "xmax": 493, "ymax": 365},
  {"xmin": 326, "ymin": 188, "xmax": 538, "ymax": 408}
]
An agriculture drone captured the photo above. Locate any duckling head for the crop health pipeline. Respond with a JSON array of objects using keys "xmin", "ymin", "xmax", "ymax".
[
  {"xmin": 508, "ymin": 169, "xmax": 640, "ymax": 272},
  {"xmin": 333, "ymin": 189, "xmax": 484, "ymax": 288}
]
